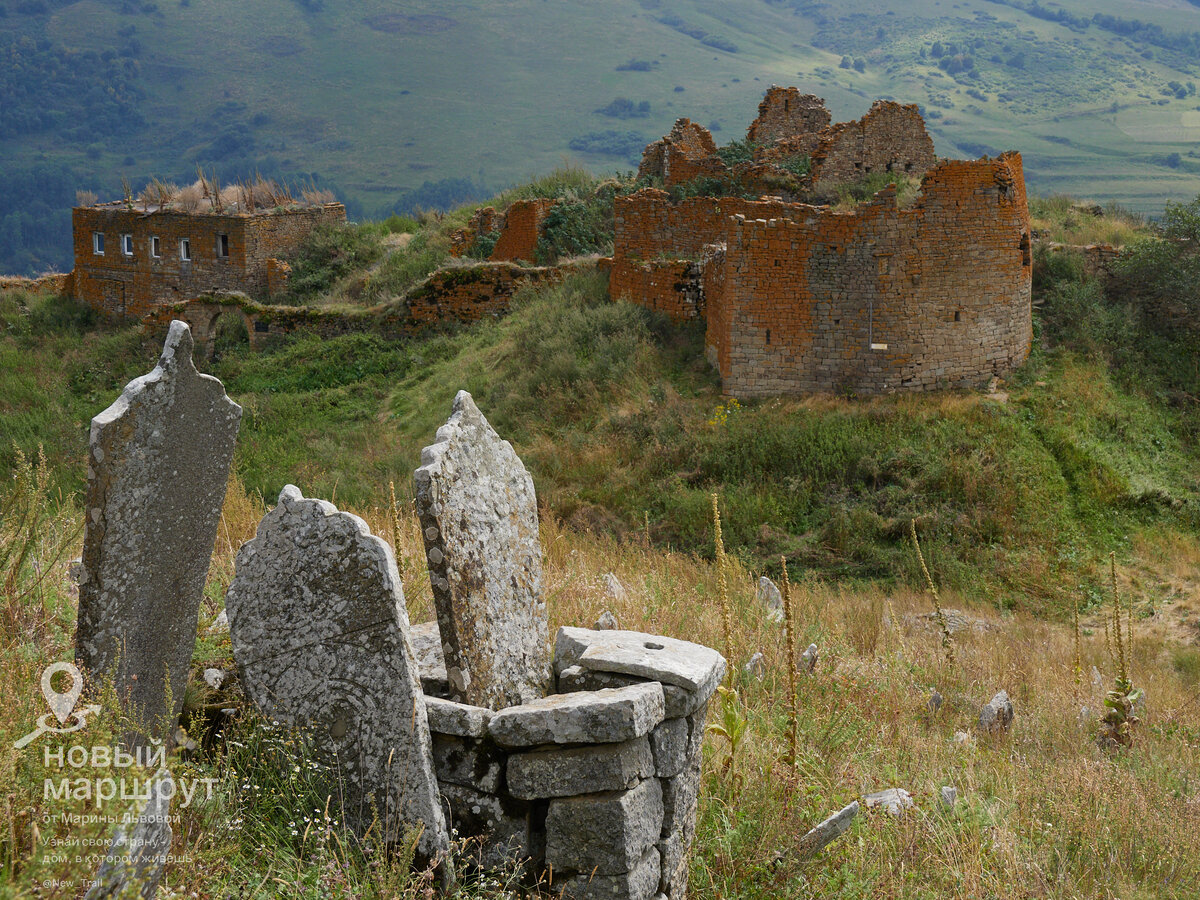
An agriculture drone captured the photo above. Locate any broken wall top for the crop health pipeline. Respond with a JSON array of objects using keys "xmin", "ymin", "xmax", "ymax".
[{"xmin": 746, "ymin": 87, "xmax": 831, "ymax": 146}]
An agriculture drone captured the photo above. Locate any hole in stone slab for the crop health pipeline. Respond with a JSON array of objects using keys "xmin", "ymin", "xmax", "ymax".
[{"xmin": 644, "ymin": 641, "xmax": 664, "ymax": 650}]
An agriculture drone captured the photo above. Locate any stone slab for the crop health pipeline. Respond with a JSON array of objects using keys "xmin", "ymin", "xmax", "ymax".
[
  {"xmin": 75, "ymin": 321, "xmax": 241, "ymax": 734},
  {"xmin": 440, "ymin": 781, "xmax": 532, "ymax": 871},
  {"xmin": 225, "ymin": 485, "xmax": 449, "ymax": 861},
  {"xmin": 432, "ymin": 733, "xmax": 505, "ymax": 794},
  {"xmin": 546, "ymin": 779, "xmax": 664, "ymax": 876},
  {"xmin": 556, "ymin": 847, "xmax": 662, "ymax": 900},
  {"xmin": 508, "ymin": 737, "xmax": 654, "ymax": 800},
  {"xmin": 489, "ymin": 683, "xmax": 665, "ymax": 748},
  {"xmin": 414, "ymin": 390, "xmax": 553, "ymax": 710},
  {"xmin": 657, "ymin": 787, "xmax": 697, "ymax": 896},
  {"xmin": 649, "ymin": 718, "xmax": 689, "ymax": 779},
  {"xmin": 796, "ymin": 801, "xmax": 859, "ymax": 860},
  {"xmin": 558, "ymin": 665, "xmax": 703, "ymax": 719},
  {"xmin": 84, "ymin": 768, "xmax": 173, "ymax": 900},
  {"xmin": 661, "ymin": 759, "xmax": 702, "ymax": 835},
  {"xmin": 410, "ymin": 620, "xmax": 449, "ymax": 697},
  {"xmin": 425, "ymin": 696, "xmax": 492, "ymax": 738},
  {"xmin": 555, "ymin": 627, "xmax": 725, "ymax": 697}
]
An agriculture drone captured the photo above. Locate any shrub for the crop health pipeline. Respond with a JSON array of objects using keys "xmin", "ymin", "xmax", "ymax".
[
  {"xmin": 281, "ymin": 223, "xmax": 383, "ymax": 303},
  {"xmin": 595, "ymin": 97, "xmax": 651, "ymax": 119},
  {"xmin": 567, "ymin": 131, "xmax": 647, "ymax": 160},
  {"xmin": 536, "ymin": 188, "xmax": 616, "ymax": 263}
]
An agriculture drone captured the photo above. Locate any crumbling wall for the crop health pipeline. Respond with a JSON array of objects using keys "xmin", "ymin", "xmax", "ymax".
[
  {"xmin": 610, "ymin": 189, "xmax": 810, "ymax": 321},
  {"xmin": 709, "ymin": 154, "xmax": 1031, "ymax": 396},
  {"xmin": 144, "ymin": 260, "xmax": 596, "ymax": 356},
  {"xmin": 448, "ymin": 199, "xmax": 556, "ymax": 263},
  {"xmin": 72, "ymin": 204, "xmax": 345, "ymax": 318},
  {"xmin": 746, "ymin": 87, "xmax": 830, "ymax": 151},
  {"xmin": 808, "ymin": 101, "xmax": 936, "ymax": 196},
  {"xmin": 637, "ymin": 119, "xmax": 726, "ymax": 188}
]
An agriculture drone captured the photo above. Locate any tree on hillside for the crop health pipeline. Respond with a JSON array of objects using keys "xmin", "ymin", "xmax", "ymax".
[{"xmin": 1114, "ymin": 195, "xmax": 1200, "ymax": 331}]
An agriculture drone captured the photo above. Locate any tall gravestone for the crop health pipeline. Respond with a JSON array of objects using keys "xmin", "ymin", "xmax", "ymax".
[
  {"xmin": 414, "ymin": 390, "xmax": 553, "ymax": 710},
  {"xmin": 225, "ymin": 486, "xmax": 450, "ymax": 865},
  {"xmin": 75, "ymin": 320, "xmax": 241, "ymax": 733}
]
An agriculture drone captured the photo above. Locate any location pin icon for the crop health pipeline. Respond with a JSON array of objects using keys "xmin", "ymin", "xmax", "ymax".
[{"xmin": 41, "ymin": 662, "xmax": 83, "ymax": 725}]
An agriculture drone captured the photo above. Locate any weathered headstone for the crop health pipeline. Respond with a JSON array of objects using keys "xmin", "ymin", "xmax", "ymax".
[
  {"xmin": 75, "ymin": 320, "xmax": 241, "ymax": 734},
  {"xmin": 225, "ymin": 485, "xmax": 450, "ymax": 863},
  {"xmin": 863, "ymin": 787, "xmax": 914, "ymax": 816},
  {"xmin": 84, "ymin": 768, "xmax": 174, "ymax": 900},
  {"xmin": 414, "ymin": 390, "xmax": 552, "ymax": 709},
  {"xmin": 757, "ymin": 576, "xmax": 784, "ymax": 623}
]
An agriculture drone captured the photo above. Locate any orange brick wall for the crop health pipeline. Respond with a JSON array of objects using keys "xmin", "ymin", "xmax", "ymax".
[
  {"xmin": 71, "ymin": 204, "xmax": 345, "ymax": 317},
  {"xmin": 746, "ymin": 87, "xmax": 831, "ymax": 146},
  {"xmin": 809, "ymin": 101, "xmax": 936, "ymax": 195},
  {"xmin": 489, "ymin": 199, "xmax": 556, "ymax": 262},
  {"xmin": 712, "ymin": 154, "xmax": 1031, "ymax": 396},
  {"xmin": 612, "ymin": 156, "xmax": 1032, "ymax": 396}
]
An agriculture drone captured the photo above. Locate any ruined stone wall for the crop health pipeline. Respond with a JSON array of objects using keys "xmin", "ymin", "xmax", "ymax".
[
  {"xmin": 638, "ymin": 119, "xmax": 726, "ymax": 188},
  {"xmin": 808, "ymin": 101, "xmax": 936, "ymax": 196},
  {"xmin": 710, "ymin": 154, "xmax": 1031, "ymax": 396},
  {"xmin": 610, "ymin": 189, "xmax": 810, "ymax": 320},
  {"xmin": 72, "ymin": 204, "xmax": 345, "ymax": 317},
  {"xmin": 746, "ymin": 87, "xmax": 830, "ymax": 148},
  {"xmin": 144, "ymin": 260, "xmax": 595, "ymax": 356},
  {"xmin": 489, "ymin": 199, "xmax": 556, "ymax": 262}
]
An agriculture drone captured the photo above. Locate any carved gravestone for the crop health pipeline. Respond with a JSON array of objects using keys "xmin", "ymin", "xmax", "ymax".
[
  {"xmin": 75, "ymin": 320, "xmax": 241, "ymax": 733},
  {"xmin": 225, "ymin": 486, "xmax": 450, "ymax": 864},
  {"xmin": 414, "ymin": 391, "xmax": 552, "ymax": 710}
]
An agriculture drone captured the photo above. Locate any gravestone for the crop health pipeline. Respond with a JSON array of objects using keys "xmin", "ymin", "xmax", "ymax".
[
  {"xmin": 84, "ymin": 768, "xmax": 174, "ymax": 900},
  {"xmin": 225, "ymin": 485, "xmax": 450, "ymax": 864},
  {"xmin": 414, "ymin": 390, "xmax": 552, "ymax": 710},
  {"xmin": 74, "ymin": 320, "xmax": 241, "ymax": 734}
]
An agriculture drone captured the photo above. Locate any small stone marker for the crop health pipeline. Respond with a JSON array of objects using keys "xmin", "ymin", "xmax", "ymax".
[
  {"xmin": 940, "ymin": 786, "xmax": 958, "ymax": 810},
  {"xmin": 744, "ymin": 651, "xmax": 766, "ymax": 680},
  {"xmin": 595, "ymin": 610, "xmax": 620, "ymax": 630},
  {"xmin": 225, "ymin": 486, "xmax": 450, "ymax": 863},
  {"xmin": 414, "ymin": 390, "xmax": 553, "ymax": 710},
  {"xmin": 75, "ymin": 320, "xmax": 241, "ymax": 735},
  {"xmin": 863, "ymin": 787, "xmax": 914, "ymax": 816},
  {"xmin": 757, "ymin": 576, "xmax": 784, "ymax": 622},
  {"xmin": 801, "ymin": 643, "xmax": 818, "ymax": 674},
  {"xmin": 928, "ymin": 689, "xmax": 944, "ymax": 715},
  {"xmin": 978, "ymin": 690, "xmax": 1015, "ymax": 735},
  {"xmin": 796, "ymin": 801, "xmax": 859, "ymax": 860},
  {"xmin": 604, "ymin": 573, "xmax": 628, "ymax": 602},
  {"xmin": 84, "ymin": 768, "xmax": 174, "ymax": 900}
]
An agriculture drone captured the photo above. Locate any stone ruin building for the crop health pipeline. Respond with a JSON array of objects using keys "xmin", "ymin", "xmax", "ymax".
[
  {"xmin": 70, "ymin": 195, "xmax": 345, "ymax": 318},
  {"xmin": 69, "ymin": 325, "xmax": 722, "ymax": 900},
  {"xmin": 613, "ymin": 86, "xmax": 1033, "ymax": 397}
]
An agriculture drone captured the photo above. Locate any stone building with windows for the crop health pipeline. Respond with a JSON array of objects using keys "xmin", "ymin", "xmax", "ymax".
[{"xmin": 70, "ymin": 200, "xmax": 345, "ymax": 318}]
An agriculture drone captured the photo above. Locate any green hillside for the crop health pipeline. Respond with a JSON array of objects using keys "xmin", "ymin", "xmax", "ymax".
[{"xmin": 5, "ymin": 0, "xmax": 1200, "ymax": 274}]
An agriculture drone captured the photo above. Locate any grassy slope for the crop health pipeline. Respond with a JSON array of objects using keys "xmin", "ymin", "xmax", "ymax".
[{"xmin": 3, "ymin": 0, "xmax": 1200, "ymax": 271}]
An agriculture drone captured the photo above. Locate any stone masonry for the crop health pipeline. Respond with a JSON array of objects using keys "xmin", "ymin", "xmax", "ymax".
[
  {"xmin": 746, "ymin": 86, "xmax": 831, "ymax": 152},
  {"xmin": 72, "ymin": 202, "xmax": 345, "ymax": 318},
  {"xmin": 614, "ymin": 89, "xmax": 1033, "ymax": 398},
  {"xmin": 638, "ymin": 118, "xmax": 728, "ymax": 189},
  {"xmin": 419, "ymin": 624, "xmax": 724, "ymax": 900}
]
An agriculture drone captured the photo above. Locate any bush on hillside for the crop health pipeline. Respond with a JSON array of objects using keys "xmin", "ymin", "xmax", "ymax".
[{"xmin": 281, "ymin": 223, "xmax": 384, "ymax": 304}]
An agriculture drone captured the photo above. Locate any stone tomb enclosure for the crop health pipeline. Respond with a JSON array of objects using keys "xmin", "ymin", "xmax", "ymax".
[{"xmin": 420, "ymin": 625, "xmax": 724, "ymax": 900}]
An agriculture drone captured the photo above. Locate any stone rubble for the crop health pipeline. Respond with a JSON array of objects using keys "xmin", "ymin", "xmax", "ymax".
[
  {"xmin": 863, "ymin": 787, "xmax": 914, "ymax": 816},
  {"xmin": 796, "ymin": 801, "xmax": 859, "ymax": 860},
  {"xmin": 978, "ymin": 690, "xmax": 1015, "ymax": 736}
]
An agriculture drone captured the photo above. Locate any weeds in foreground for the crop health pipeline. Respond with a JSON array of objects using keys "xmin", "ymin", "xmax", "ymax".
[
  {"xmin": 712, "ymin": 493, "xmax": 732, "ymax": 666},
  {"xmin": 910, "ymin": 518, "xmax": 954, "ymax": 666},
  {"xmin": 1101, "ymin": 553, "xmax": 1142, "ymax": 749},
  {"xmin": 780, "ymin": 558, "xmax": 800, "ymax": 771}
]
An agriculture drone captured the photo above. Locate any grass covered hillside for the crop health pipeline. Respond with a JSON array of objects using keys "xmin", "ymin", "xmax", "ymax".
[{"xmin": 6, "ymin": 0, "xmax": 1200, "ymax": 274}]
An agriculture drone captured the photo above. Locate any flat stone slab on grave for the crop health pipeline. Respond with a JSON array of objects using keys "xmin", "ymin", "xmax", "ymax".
[
  {"xmin": 557, "ymin": 664, "xmax": 705, "ymax": 718},
  {"xmin": 225, "ymin": 485, "xmax": 449, "ymax": 862},
  {"xmin": 488, "ymin": 682, "xmax": 665, "ymax": 748},
  {"xmin": 414, "ymin": 390, "xmax": 553, "ymax": 710},
  {"xmin": 556, "ymin": 627, "xmax": 726, "ymax": 696},
  {"xmin": 75, "ymin": 320, "xmax": 241, "ymax": 734}
]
